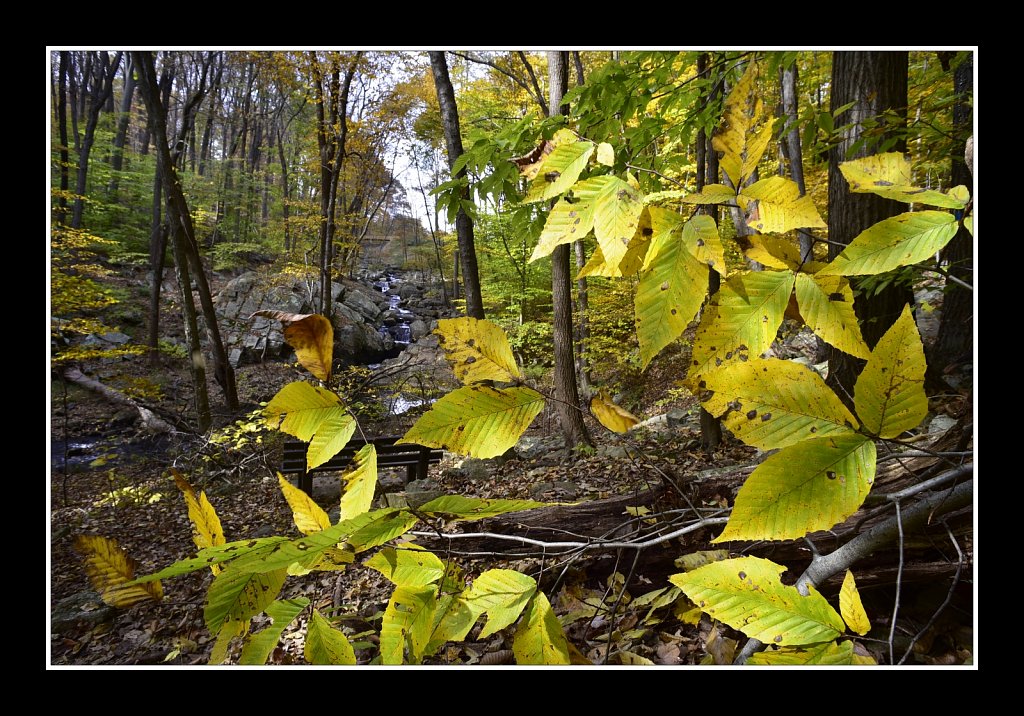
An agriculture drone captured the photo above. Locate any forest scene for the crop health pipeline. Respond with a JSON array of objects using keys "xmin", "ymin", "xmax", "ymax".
[{"xmin": 48, "ymin": 49, "xmax": 975, "ymax": 667}]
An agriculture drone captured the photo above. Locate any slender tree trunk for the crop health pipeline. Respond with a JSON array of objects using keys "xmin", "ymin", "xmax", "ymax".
[
  {"xmin": 548, "ymin": 50, "xmax": 592, "ymax": 449},
  {"xmin": 134, "ymin": 51, "xmax": 238, "ymax": 420},
  {"xmin": 71, "ymin": 51, "xmax": 122, "ymax": 229},
  {"xmin": 570, "ymin": 52, "xmax": 591, "ymax": 396},
  {"xmin": 929, "ymin": 53, "xmax": 974, "ymax": 384},
  {"xmin": 826, "ymin": 51, "xmax": 912, "ymax": 404},
  {"xmin": 107, "ymin": 54, "xmax": 136, "ymax": 196},
  {"xmin": 697, "ymin": 52, "xmax": 723, "ymax": 452},
  {"xmin": 429, "ymin": 51, "xmax": 485, "ymax": 319},
  {"xmin": 779, "ymin": 59, "xmax": 814, "ymax": 263},
  {"xmin": 147, "ymin": 162, "xmax": 166, "ymax": 363},
  {"xmin": 56, "ymin": 52, "xmax": 70, "ymax": 225}
]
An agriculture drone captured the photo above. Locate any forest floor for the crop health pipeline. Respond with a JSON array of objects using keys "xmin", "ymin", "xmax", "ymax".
[{"xmin": 48, "ymin": 263, "xmax": 975, "ymax": 667}]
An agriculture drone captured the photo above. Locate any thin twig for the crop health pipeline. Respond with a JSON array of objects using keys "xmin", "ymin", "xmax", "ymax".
[
  {"xmin": 897, "ymin": 522, "xmax": 965, "ymax": 665},
  {"xmin": 888, "ymin": 501, "xmax": 905, "ymax": 665},
  {"xmin": 923, "ymin": 266, "xmax": 973, "ymax": 291}
]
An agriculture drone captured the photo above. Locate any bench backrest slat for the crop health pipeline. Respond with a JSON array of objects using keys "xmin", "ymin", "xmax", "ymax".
[{"xmin": 281, "ymin": 436, "xmax": 443, "ymax": 494}]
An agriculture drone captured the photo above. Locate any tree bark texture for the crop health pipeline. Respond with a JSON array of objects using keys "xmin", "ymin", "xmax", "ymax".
[
  {"xmin": 429, "ymin": 51, "xmax": 485, "ymax": 320},
  {"xmin": 779, "ymin": 60, "xmax": 814, "ymax": 263},
  {"xmin": 826, "ymin": 51, "xmax": 912, "ymax": 403},
  {"xmin": 107, "ymin": 54, "xmax": 136, "ymax": 196},
  {"xmin": 929, "ymin": 53, "xmax": 974, "ymax": 383},
  {"xmin": 548, "ymin": 51, "xmax": 592, "ymax": 448},
  {"xmin": 56, "ymin": 52, "xmax": 70, "ymax": 225},
  {"xmin": 71, "ymin": 51, "xmax": 122, "ymax": 229}
]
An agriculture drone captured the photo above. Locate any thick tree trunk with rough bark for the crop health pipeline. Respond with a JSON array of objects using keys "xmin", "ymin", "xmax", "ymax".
[
  {"xmin": 826, "ymin": 51, "xmax": 912, "ymax": 403},
  {"xmin": 548, "ymin": 51, "xmax": 592, "ymax": 449},
  {"xmin": 929, "ymin": 53, "xmax": 974, "ymax": 384},
  {"xmin": 429, "ymin": 51, "xmax": 485, "ymax": 320}
]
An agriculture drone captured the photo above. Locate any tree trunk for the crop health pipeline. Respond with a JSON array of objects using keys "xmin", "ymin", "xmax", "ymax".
[
  {"xmin": 107, "ymin": 54, "xmax": 136, "ymax": 197},
  {"xmin": 56, "ymin": 52, "xmax": 70, "ymax": 225},
  {"xmin": 429, "ymin": 51, "xmax": 485, "ymax": 320},
  {"xmin": 929, "ymin": 53, "xmax": 974, "ymax": 384},
  {"xmin": 71, "ymin": 51, "xmax": 122, "ymax": 229},
  {"xmin": 571, "ymin": 51, "xmax": 591, "ymax": 398},
  {"xmin": 779, "ymin": 59, "xmax": 814, "ymax": 263},
  {"xmin": 697, "ymin": 52, "xmax": 723, "ymax": 452},
  {"xmin": 548, "ymin": 50, "xmax": 592, "ymax": 449},
  {"xmin": 826, "ymin": 51, "xmax": 912, "ymax": 404},
  {"xmin": 146, "ymin": 163, "xmax": 166, "ymax": 363},
  {"xmin": 134, "ymin": 51, "xmax": 238, "ymax": 420}
]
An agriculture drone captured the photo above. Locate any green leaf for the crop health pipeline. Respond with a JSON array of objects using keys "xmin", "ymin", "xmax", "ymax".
[
  {"xmin": 435, "ymin": 317, "xmax": 520, "ymax": 384},
  {"xmin": 131, "ymin": 537, "xmax": 290, "ymax": 584},
  {"xmin": 740, "ymin": 176, "xmax": 826, "ymax": 234},
  {"xmin": 680, "ymin": 183, "xmax": 737, "ymax": 205},
  {"xmin": 523, "ymin": 140, "xmax": 595, "ymax": 204},
  {"xmin": 204, "ymin": 566, "xmax": 287, "ymax": 634},
  {"xmin": 794, "ymin": 273, "xmax": 871, "ymax": 359},
  {"xmin": 365, "ymin": 546, "xmax": 445, "ymax": 587},
  {"xmin": 670, "ymin": 556, "xmax": 845, "ymax": 646},
  {"xmin": 339, "ymin": 444, "xmax": 377, "ymax": 521},
  {"xmin": 596, "ymin": 142, "xmax": 615, "ymax": 166},
  {"xmin": 700, "ymin": 358, "xmax": 858, "ymax": 450},
  {"xmin": 817, "ymin": 211, "xmax": 958, "ymax": 277},
  {"xmin": 964, "ymin": 213, "xmax": 973, "ymax": 236},
  {"xmin": 238, "ymin": 598, "xmax": 309, "ymax": 665},
  {"xmin": 347, "ymin": 511, "xmax": 421, "ymax": 553},
  {"xmin": 688, "ymin": 271, "xmax": 795, "ymax": 384},
  {"xmin": 462, "ymin": 569, "xmax": 537, "ymax": 639},
  {"xmin": 839, "ymin": 153, "xmax": 967, "ymax": 208},
  {"xmin": 635, "ymin": 211, "xmax": 709, "ymax": 368},
  {"xmin": 512, "ymin": 591, "xmax": 571, "ymax": 665},
  {"xmin": 748, "ymin": 640, "xmax": 857, "ymax": 665},
  {"xmin": 419, "ymin": 494, "xmax": 550, "ymax": 521},
  {"xmin": 277, "ymin": 473, "xmax": 332, "ymax": 535},
  {"xmin": 841, "ymin": 570, "xmax": 871, "ymax": 636},
  {"xmin": 380, "ymin": 586, "xmax": 436, "ymax": 664},
  {"xmin": 713, "ymin": 434, "xmax": 876, "ymax": 542},
  {"xmin": 263, "ymin": 382, "xmax": 356, "ymax": 470},
  {"xmin": 305, "ymin": 609, "xmax": 357, "ymax": 665},
  {"xmin": 854, "ymin": 305, "xmax": 927, "ymax": 437},
  {"xmin": 427, "ymin": 594, "xmax": 477, "ymax": 653},
  {"xmin": 532, "ymin": 195, "xmax": 596, "ymax": 261},
  {"xmin": 398, "ymin": 386, "xmax": 545, "ymax": 459},
  {"xmin": 209, "ymin": 620, "xmax": 246, "ymax": 665}
]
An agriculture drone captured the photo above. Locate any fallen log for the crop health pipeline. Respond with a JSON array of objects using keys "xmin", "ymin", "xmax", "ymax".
[{"xmin": 62, "ymin": 367, "xmax": 181, "ymax": 435}]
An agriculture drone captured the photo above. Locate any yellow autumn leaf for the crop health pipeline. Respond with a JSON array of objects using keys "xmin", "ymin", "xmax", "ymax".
[
  {"xmin": 74, "ymin": 535, "xmax": 163, "ymax": 608},
  {"xmin": 172, "ymin": 468, "xmax": 226, "ymax": 575},
  {"xmin": 254, "ymin": 311, "xmax": 333, "ymax": 382},
  {"xmin": 840, "ymin": 570, "xmax": 871, "ymax": 636},
  {"xmin": 591, "ymin": 389, "xmax": 639, "ymax": 433},
  {"xmin": 277, "ymin": 473, "xmax": 332, "ymax": 534},
  {"xmin": 435, "ymin": 317, "xmax": 520, "ymax": 384}
]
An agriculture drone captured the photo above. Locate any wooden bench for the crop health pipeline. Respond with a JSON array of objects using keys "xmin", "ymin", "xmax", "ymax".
[{"xmin": 281, "ymin": 436, "xmax": 443, "ymax": 495}]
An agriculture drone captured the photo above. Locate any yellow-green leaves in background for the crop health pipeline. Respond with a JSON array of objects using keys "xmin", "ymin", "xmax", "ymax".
[
  {"xmin": 817, "ymin": 212, "xmax": 958, "ymax": 277},
  {"xmin": 305, "ymin": 609, "xmax": 357, "ymax": 665},
  {"xmin": 840, "ymin": 570, "xmax": 871, "ymax": 635},
  {"xmin": 435, "ymin": 317, "xmax": 520, "ymax": 384},
  {"xmin": 795, "ymin": 273, "xmax": 871, "ymax": 359},
  {"xmin": 713, "ymin": 433, "xmax": 876, "ymax": 542},
  {"xmin": 418, "ymin": 495, "xmax": 550, "ymax": 521},
  {"xmin": 839, "ymin": 153, "xmax": 968, "ymax": 209},
  {"xmin": 264, "ymin": 382, "xmax": 355, "ymax": 470},
  {"xmin": 399, "ymin": 386, "xmax": 544, "ymax": 459},
  {"xmin": 512, "ymin": 592, "xmax": 571, "ymax": 665},
  {"xmin": 854, "ymin": 305, "xmax": 927, "ymax": 438},
  {"xmin": 671, "ymin": 556, "xmax": 844, "ymax": 646},
  {"xmin": 74, "ymin": 535, "xmax": 163, "ymax": 608}
]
